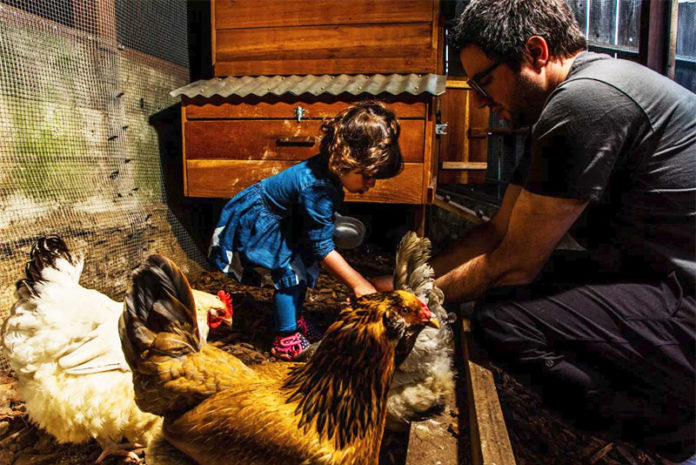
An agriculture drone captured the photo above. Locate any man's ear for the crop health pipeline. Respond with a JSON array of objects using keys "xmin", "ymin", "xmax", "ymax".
[
  {"xmin": 525, "ymin": 35, "xmax": 549, "ymax": 69},
  {"xmin": 383, "ymin": 311, "xmax": 406, "ymax": 341}
]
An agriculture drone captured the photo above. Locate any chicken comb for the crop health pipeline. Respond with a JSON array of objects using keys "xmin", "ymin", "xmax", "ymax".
[{"xmin": 216, "ymin": 290, "xmax": 234, "ymax": 317}]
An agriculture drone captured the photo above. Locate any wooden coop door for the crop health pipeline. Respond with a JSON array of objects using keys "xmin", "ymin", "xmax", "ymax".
[{"xmin": 437, "ymin": 80, "xmax": 490, "ymax": 186}]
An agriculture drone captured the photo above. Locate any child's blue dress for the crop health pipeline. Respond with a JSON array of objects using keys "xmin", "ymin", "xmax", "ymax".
[{"xmin": 209, "ymin": 153, "xmax": 344, "ymax": 289}]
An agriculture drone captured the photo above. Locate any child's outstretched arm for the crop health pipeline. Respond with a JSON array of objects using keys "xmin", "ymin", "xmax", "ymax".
[{"xmin": 321, "ymin": 250, "xmax": 377, "ymax": 298}]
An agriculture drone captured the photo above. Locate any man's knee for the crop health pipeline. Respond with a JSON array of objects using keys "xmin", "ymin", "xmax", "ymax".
[
  {"xmin": 471, "ymin": 298, "xmax": 528, "ymax": 343},
  {"xmin": 472, "ymin": 299, "xmax": 527, "ymax": 355}
]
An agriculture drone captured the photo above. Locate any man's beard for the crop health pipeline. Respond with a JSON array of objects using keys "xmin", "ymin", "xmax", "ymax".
[{"xmin": 509, "ymin": 73, "xmax": 547, "ymax": 127}]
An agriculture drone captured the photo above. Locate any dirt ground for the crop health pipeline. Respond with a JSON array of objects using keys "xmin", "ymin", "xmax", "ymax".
[{"xmin": 0, "ymin": 246, "xmax": 667, "ymax": 465}]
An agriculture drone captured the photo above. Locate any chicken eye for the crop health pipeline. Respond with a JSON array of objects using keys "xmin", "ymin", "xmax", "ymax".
[{"xmin": 399, "ymin": 307, "xmax": 409, "ymax": 315}]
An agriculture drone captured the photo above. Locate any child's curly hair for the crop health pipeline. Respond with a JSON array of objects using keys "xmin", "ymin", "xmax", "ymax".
[{"xmin": 320, "ymin": 101, "xmax": 403, "ymax": 179}]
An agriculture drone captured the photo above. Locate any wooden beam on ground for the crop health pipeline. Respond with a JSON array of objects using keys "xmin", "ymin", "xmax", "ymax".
[{"xmin": 461, "ymin": 319, "xmax": 517, "ymax": 465}]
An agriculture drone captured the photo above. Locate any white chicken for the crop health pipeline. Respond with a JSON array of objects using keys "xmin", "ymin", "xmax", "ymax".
[
  {"xmin": 1, "ymin": 236, "xmax": 233, "ymax": 463},
  {"xmin": 386, "ymin": 231, "xmax": 455, "ymax": 431}
]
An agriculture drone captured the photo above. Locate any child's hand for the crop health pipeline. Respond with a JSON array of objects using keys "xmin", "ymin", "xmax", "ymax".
[
  {"xmin": 353, "ymin": 282, "xmax": 377, "ymax": 298},
  {"xmin": 370, "ymin": 275, "xmax": 394, "ymax": 292}
]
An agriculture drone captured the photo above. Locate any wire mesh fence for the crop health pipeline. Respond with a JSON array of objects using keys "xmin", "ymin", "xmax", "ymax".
[{"xmin": 0, "ymin": 0, "xmax": 206, "ymax": 369}]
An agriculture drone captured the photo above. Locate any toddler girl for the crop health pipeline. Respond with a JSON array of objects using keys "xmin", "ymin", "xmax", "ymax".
[{"xmin": 209, "ymin": 101, "xmax": 403, "ymax": 361}]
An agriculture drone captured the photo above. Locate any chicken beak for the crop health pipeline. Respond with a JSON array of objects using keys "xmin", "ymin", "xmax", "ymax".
[
  {"xmin": 220, "ymin": 315, "xmax": 233, "ymax": 327},
  {"xmin": 417, "ymin": 298, "xmax": 437, "ymax": 328}
]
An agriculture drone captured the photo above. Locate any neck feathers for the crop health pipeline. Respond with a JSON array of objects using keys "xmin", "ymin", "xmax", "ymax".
[{"xmin": 283, "ymin": 307, "xmax": 396, "ymax": 452}]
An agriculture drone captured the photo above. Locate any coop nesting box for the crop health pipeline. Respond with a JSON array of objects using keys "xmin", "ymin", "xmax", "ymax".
[{"xmin": 171, "ymin": 74, "xmax": 445, "ymax": 206}]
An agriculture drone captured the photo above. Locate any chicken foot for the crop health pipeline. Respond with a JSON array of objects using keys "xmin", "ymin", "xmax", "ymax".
[{"xmin": 95, "ymin": 438, "xmax": 145, "ymax": 464}]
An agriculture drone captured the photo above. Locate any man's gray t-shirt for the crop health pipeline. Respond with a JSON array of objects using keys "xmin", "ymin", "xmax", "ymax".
[{"xmin": 513, "ymin": 51, "xmax": 696, "ymax": 287}]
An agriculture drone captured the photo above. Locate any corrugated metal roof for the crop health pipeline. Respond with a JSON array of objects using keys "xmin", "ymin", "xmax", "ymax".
[{"xmin": 170, "ymin": 74, "xmax": 446, "ymax": 98}]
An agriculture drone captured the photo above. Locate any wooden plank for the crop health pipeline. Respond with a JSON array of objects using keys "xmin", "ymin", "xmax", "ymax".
[
  {"xmin": 413, "ymin": 204, "xmax": 427, "ymax": 237},
  {"xmin": 466, "ymin": 94, "xmax": 491, "ymax": 184},
  {"xmin": 214, "ymin": 23, "xmax": 436, "ymax": 76},
  {"xmin": 441, "ymin": 162, "xmax": 488, "ymax": 170},
  {"xmin": 438, "ymin": 87, "xmax": 483, "ymax": 184},
  {"xmin": 433, "ymin": 195, "xmax": 485, "ymax": 225},
  {"xmin": 216, "ymin": 23, "xmax": 433, "ymax": 61},
  {"xmin": 421, "ymin": 100, "xmax": 436, "ymax": 210},
  {"xmin": 187, "ymin": 160, "xmax": 293, "ymax": 197},
  {"xmin": 184, "ymin": 98, "xmax": 428, "ymax": 120},
  {"xmin": 446, "ymin": 80, "xmax": 472, "ymax": 89},
  {"xmin": 215, "ymin": 0, "xmax": 433, "ymax": 29},
  {"xmin": 71, "ymin": 0, "xmax": 96, "ymax": 34},
  {"xmin": 345, "ymin": 163, "xmax": 424, "ymax": 204},
  {"xmin": 186, "ymin": 121, "xmax": 321, "ymax": 161},
  {"xmin": 460, "ymin": 319, "xmax": 516, "ymax": 465},
  {"xmin": 95, "ymin": 0, "xmax": 116, "ymax": 43},
  {"xmin": 184, "ymin": 120, "xmax": 426, "ymax": 163},
  {"xmin": 186, "ymin": 160, "xmax": 425, "ymax": 204},
  {"xmin": 434, "ymin": 0, "xmax": 444, "ymax": 75},
  {"xmin": 214, "ymin": 56, "xmax": 438, "ymax": 77},
  {"xmin": 210, "ymin": 0, "xmax": 216, "ymax": 67},
  {"xmin": 182, "ymin": 106, "xmax": 189, "ymax": 196}
]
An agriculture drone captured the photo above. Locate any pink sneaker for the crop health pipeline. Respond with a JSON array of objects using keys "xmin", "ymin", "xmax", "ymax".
[
  {"xmin": 296, "ymin": 316, "xmax": 324, "ymax": 342},
  {"xmin": 271, "ymin": 332, "xmax": 311, "ymax": 361}
]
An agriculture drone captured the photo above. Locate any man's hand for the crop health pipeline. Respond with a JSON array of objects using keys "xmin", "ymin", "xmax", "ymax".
[{"xmin": 435, "ymin": 188, "xmax": 588, "ymax": 303}]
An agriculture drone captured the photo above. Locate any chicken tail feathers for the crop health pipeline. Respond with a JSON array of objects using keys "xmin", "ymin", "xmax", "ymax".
[
  {"xmin": 393, "ymin": 231, "xmax": 434, "ymax": 297},
  {"xmin": 388, "ymin": 232, "xmax": 454, "ymax": 430},
  {"xmin": 120, "ymin": 255, "xmax": 243, "ymax": 417},
  {"xmin": 120, "ymin": 254, "xmax": 201, "ymax": 369},
  {"xmin": 17, "ymin": 236, "xmax": 83, "ymax": 297}
]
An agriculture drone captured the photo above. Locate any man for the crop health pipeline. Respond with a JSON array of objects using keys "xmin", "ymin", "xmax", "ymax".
[{"xmin": 432, "ymin": 0, "xmax": 695, "ymax": 462}]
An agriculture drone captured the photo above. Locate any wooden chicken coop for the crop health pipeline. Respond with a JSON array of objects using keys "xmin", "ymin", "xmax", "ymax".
[
  {"xmin": 170, "ymin": 0, "xmax": 445, "ymax": 234},
  {"xmin": 172, "ymin": 0, "xmax": 490, "ymax": 234}
]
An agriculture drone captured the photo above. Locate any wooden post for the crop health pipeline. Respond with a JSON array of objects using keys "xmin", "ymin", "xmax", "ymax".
[
  {"xmin": 461, "ymin": 319, "xmax": 517, "ymax": 465},
  {"xmin": 639, "ymin": 0, "xmax": 670, "ymax": 74},
  {"xmin": 667, "ymin": 0, "xmax": 679, "ymax": 79}
]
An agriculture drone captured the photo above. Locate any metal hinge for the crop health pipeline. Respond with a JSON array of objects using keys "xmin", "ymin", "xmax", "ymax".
[
  {"xmin": 294, "ymin": 106, "xmax": 306, "ymax": 122},
  {"xmin": 435, "ymin": 123, "xmax": 448, "ymax": 135}
]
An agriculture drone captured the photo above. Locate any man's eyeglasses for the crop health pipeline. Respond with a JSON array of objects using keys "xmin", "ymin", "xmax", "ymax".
[{"xmin": 467, "ymin": 61, "xmax": 502, "ymax": 101}]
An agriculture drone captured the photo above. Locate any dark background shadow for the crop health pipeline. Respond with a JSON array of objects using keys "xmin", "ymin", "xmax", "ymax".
[{"xmin": 149, "ymin": 104, "xmax": 226, "ymax": 268}]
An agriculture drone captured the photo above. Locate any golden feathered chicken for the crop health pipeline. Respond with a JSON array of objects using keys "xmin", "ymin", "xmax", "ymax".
[
  {"xmin": 119, "ymin": 254, "xmax": 439, "ymax": 465},
  {"xmin": 296, "ymin": 232, "xmax": 455, "ymax": 431},
  {"xmin": 387, "ymin": 231, "xmax": 455, "ymax": 430},
  {"xmin": 1, "ymin": 236, "xmax": 232, "ymax": 463}
]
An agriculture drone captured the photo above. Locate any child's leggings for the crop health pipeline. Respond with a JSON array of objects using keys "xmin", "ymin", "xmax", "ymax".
[{"xmin": 273, "ymin": 283, "xmax": 307, "ymax": 333}]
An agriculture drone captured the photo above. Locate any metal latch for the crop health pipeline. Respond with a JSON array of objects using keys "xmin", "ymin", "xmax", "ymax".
[
  {"xmin": 294, "ymin": 106, "xmax": 306, "ymax": 122},
  {"xmin": 435, "ymin": 123, "xmax": 448, "ymax": 135}
]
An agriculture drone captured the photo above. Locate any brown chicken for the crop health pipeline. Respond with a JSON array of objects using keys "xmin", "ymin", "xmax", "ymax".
[{"xmin": 119, "ymin": 255, "xmax": 438, "ymax": 465}]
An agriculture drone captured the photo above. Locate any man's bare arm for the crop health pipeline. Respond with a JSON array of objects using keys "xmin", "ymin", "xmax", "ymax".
[
  {"xmin": 371, "ymin": 184, "xmax": 521, "ymax": 292},
  {"xmin": 432, "ymin": 184, "xmax": 522, "ymax": 277},
  {"xmin": 434, "ymin": 189, "xmax": 588, "ymax": 303}
]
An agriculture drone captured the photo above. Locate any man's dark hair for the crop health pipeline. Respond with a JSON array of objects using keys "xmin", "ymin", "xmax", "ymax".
[{"xmin": 451, "ymin": 0, "xmax": 587, "ymax": 71}]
